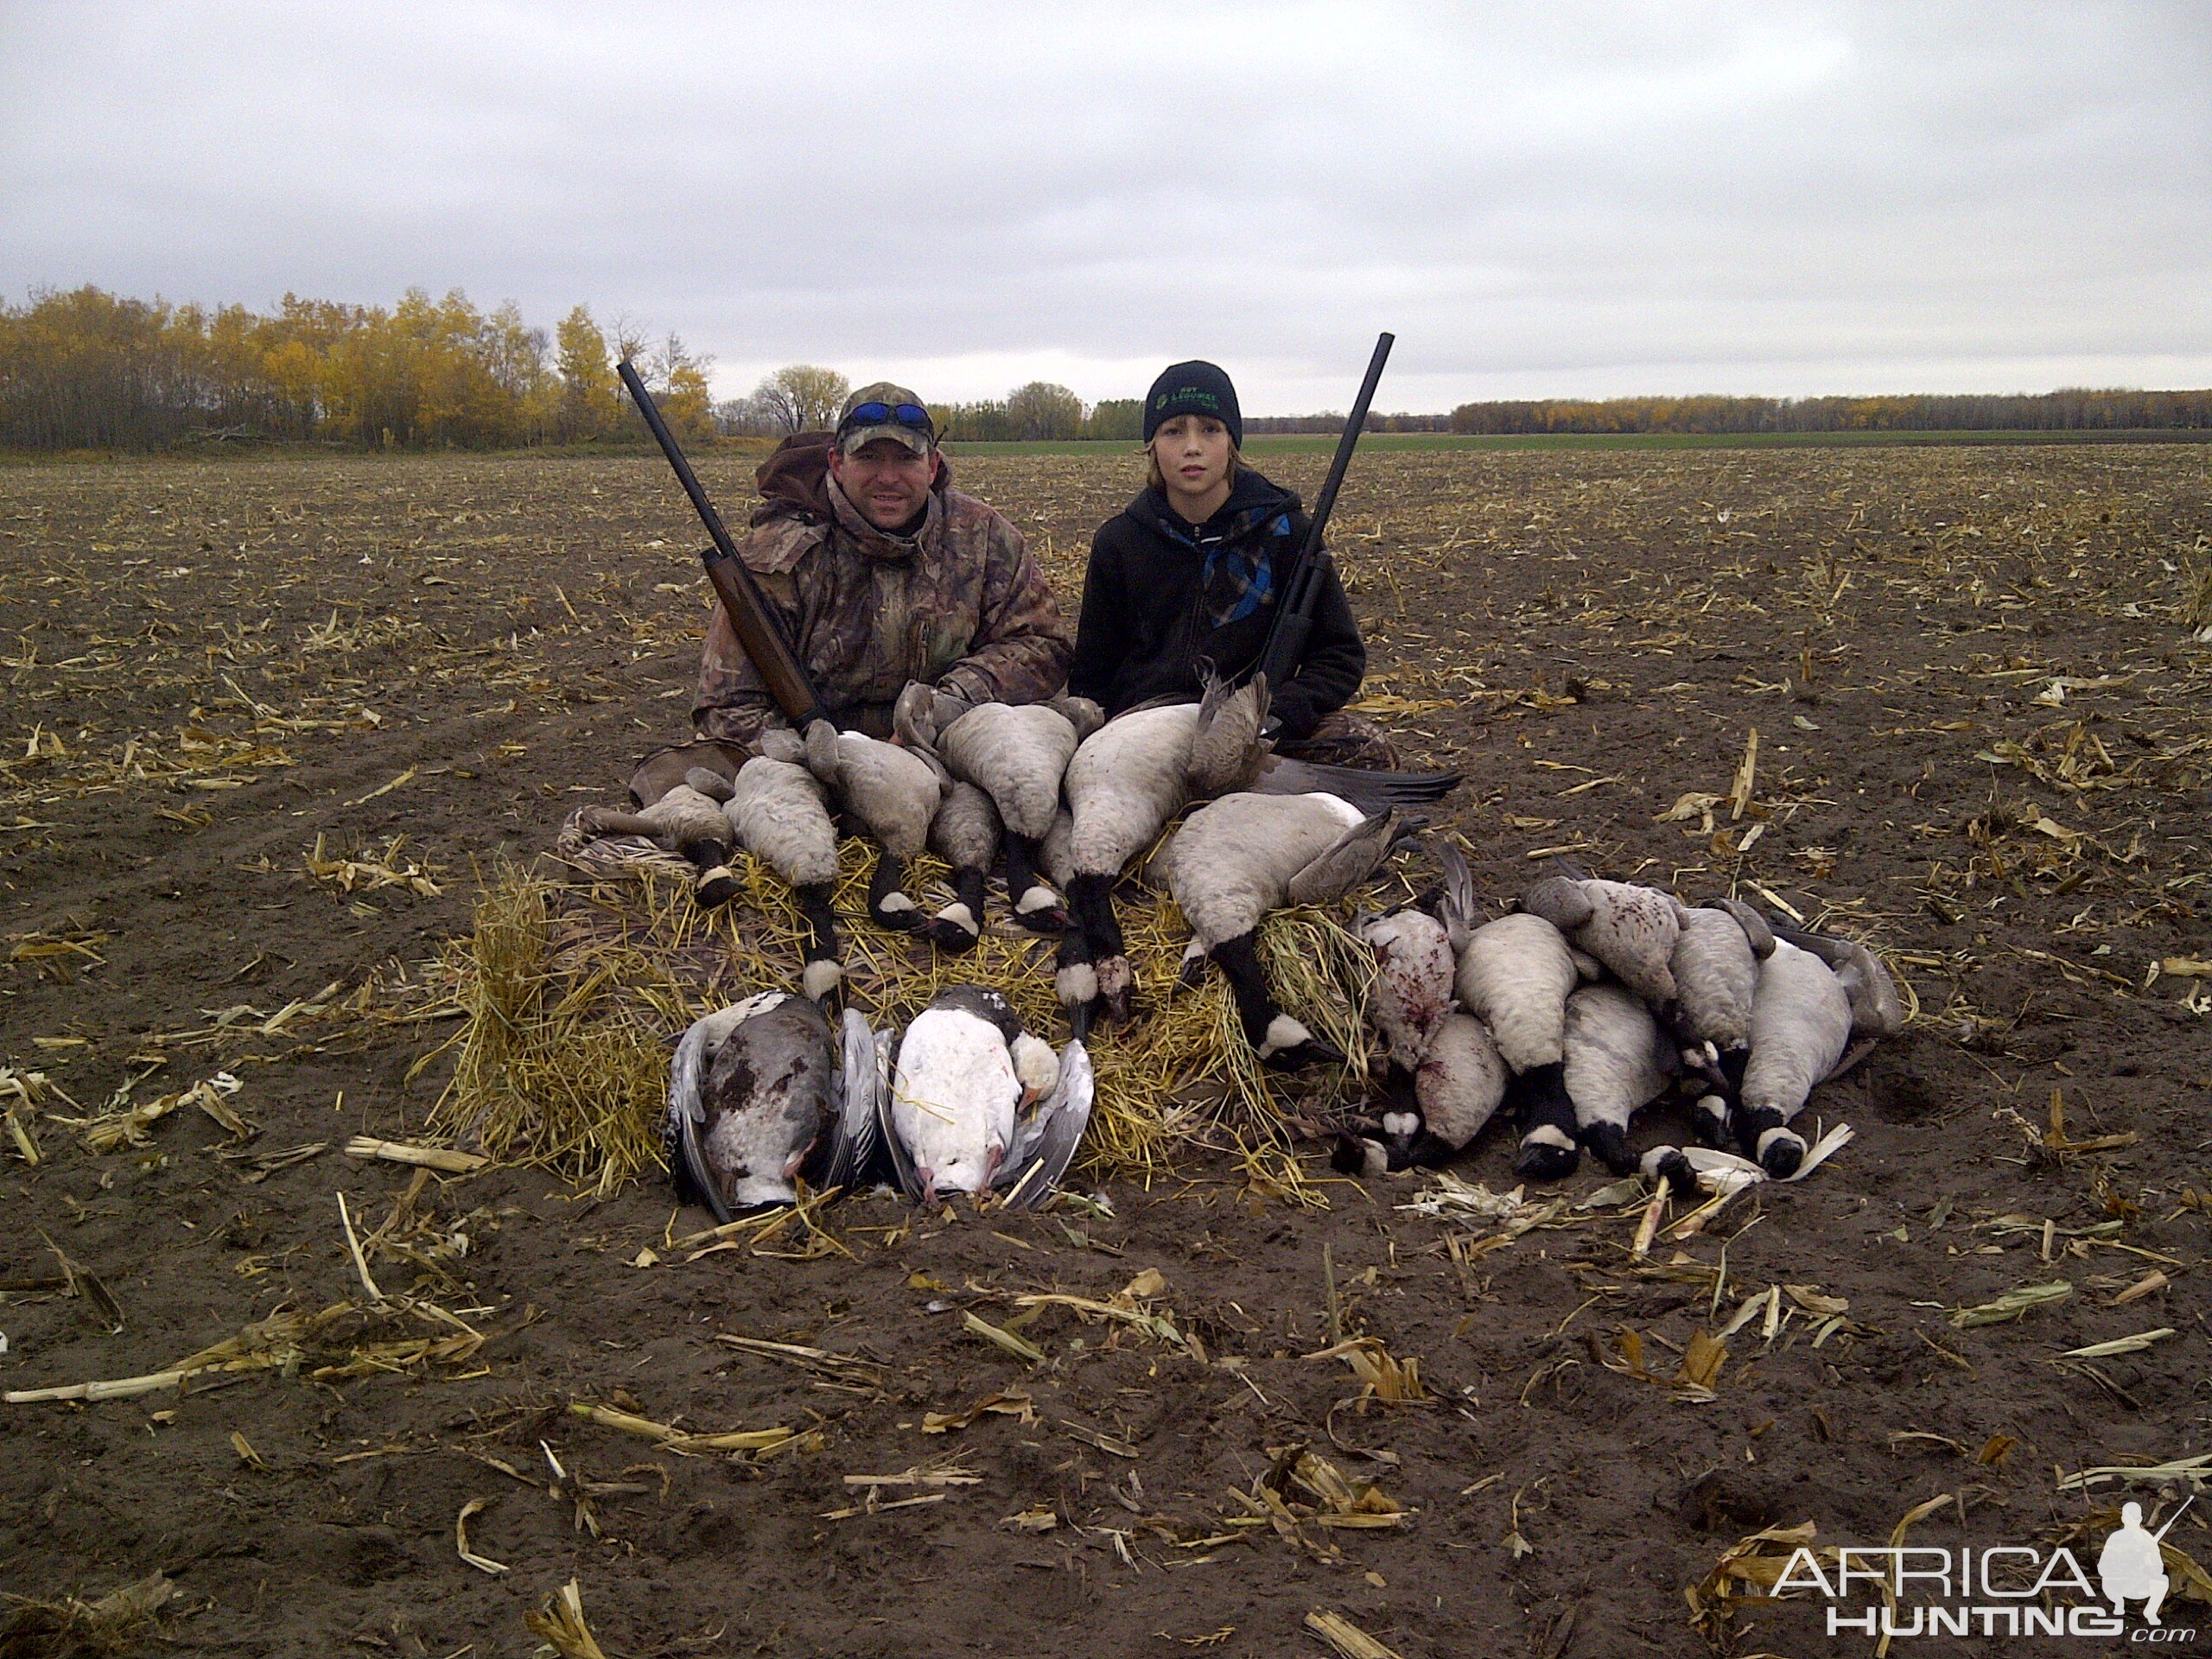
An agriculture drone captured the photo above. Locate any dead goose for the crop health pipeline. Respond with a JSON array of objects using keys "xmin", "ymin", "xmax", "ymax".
[
  {"xmin": 1736, "ymin": 933, "xmax": 1874, "ymax": 1178},
  {"xmin": 664, "ymin": 992, "xmax": 881, "ymax": 1222},
  {"xmin": 1559, "ymin": 981, "xmax": 1680, "ymax": 1177},
  {"xmin": 1164, "ymin": 790, "xmax": 1397, "ymax": 1067},
  {"xmin": 576, "ymin": 782, "xmax": 741, "ymax": 907},
  {"xmin": 1058, "ymin": 671, "xmax": 1270, "ymax": 1032},
  {"xmin": 1362, "ymin": 904, "xmax": 1459, "ymax": 1077},
  {"xmin": 687, "ymin": 743, "xmax": 843, "ymax": 1003},
  {"xmin": 1446, "ymin": 885, "xmax": 1586, "ymax": 1180},
  {"xmin": 1666, "ymin": 898, "xmax": 1775, "ymax": 1147},
  {"xmin": 880, "ymin": 985, "xmax": 1092, "ymax": 1206},
  {"xmin": 922, "ymin": 781, "xmax": 1002, "ymax": 951},
  {"xmin": 898, "ymin": 684, "xmax": 1103, "ymax": 932},
  {"xmin": 1519, "ymin": 871, "xmax": 1688, "ymax": 1013},
  {"xmin": 803, "ymin": 719, "xmax": 945, "ymax": 933}
]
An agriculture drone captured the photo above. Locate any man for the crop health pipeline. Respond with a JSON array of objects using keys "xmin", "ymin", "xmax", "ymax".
[{"xmin": 632, "ymin": 382, "xmax": 1072, "ymax": 802}]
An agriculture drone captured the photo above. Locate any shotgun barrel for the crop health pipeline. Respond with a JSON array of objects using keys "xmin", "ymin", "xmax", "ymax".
[
  {"xmin": 1255, "ymin": 332, "xmax": 1395, "ymax": 695},
  {"xmin": 617, "ymin": 359, "xmax": 830, "ymax": 728}
]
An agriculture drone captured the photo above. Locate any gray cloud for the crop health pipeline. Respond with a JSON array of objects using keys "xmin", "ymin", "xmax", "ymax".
[{"xmin": 2, "ymin": 0, "xmax": 2206, "ymax": 410}]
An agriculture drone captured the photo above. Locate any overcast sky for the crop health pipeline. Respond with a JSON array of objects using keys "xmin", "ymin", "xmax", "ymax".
[{"xmin": 3, "ymin": 2, "xmax": 2208, "ymax": 412}]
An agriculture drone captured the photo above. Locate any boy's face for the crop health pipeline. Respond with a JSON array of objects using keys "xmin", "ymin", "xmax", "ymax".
[{"xmin": 1153, "ymin": 415, "xmax": 1233, "ymax": 504}]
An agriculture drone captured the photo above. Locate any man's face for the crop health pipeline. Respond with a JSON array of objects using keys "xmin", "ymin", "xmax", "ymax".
[{"xmin": 829, "ymin": 439, "xmax": 938, "ymax": 530}]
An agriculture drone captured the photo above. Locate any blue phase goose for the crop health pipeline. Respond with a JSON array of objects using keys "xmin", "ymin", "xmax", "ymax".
[{"xmin": 664, "ymin": 993, "xmax": 882, "ymax": 1223}]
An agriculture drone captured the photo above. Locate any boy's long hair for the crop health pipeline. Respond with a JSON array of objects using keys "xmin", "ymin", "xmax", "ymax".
[{"xmin": 1145, "ymin": 440, "xmax": 1243, "ymax": 494}]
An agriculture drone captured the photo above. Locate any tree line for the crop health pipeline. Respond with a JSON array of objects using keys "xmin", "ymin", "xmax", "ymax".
[
  {"xmin": 1448, "ymin": 390, "xmax": 2212, "ymax": 435},
  {"xmin": 0, "ymin": 285, "xmax": 711, "ymax": 451},
  {"xmin": 9, "ymin": 285, "xmax": 2207, "ymax": 452},
  {"xmin": 715, "ymin": 369, "xmax": 1144, "ymax": 442}
]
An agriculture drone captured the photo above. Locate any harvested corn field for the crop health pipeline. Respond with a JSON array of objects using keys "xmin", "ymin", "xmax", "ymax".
[{"xmin": 2, "ymin": 444, "xmax": 2209, "ymax": 1657}]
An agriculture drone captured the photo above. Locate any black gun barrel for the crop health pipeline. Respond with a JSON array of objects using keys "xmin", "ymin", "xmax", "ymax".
[
  {"xmin": 1256, "ymin": 331, "xmax": 1394, "ymax": 690},
  {"xmin": 617, "ymin": 359, "xmax": 829, "ymax": 727}
]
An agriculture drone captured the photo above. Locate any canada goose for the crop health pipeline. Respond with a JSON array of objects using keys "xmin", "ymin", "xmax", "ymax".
[
  {"xmin": 1737, "ymin": 937, "xmax": 1855, "ymax": 1178},
  {"xmin": 1667, "ymin": 897, "xmax": 1775, "ymax": 1147},
  {"xmin": 1558, "ymin": 981, "xmax": 1679, "ymax": 1176},
  {"xmin": 923, "ymin": 781, "xmax": 1001, "ymax": 951},
  {"xmin": 899, "ymin": 684, "xmax": 1103, "ymax": 932},
  {"xmin": 1165, "ymin": 790, "xmax": 1398, "ymax": 1068},
  {"xmin": 1519, "ymin": 872, "xmax": 1688, "ymax": 1013},
  {"xmin": 663, "ymin": 993, "xmax": 881, "ymax": 1222},
  {"xmin": 1058, "ymin": 673, "xmax": 1271, "ymax": 1032},
  {"xmin": 577, "ymin": 783, "xmax": 741, "ymax": 907},
  {"xmin": 1770, "ymin": 924, "xmax": 1905, "ymax": 1039},
  {"xmin": 804, "ymin": 719, "xmax": 945, "ymax": 933},
  {"xmin": 880, "ymin": 985, "xmax": 1093, "ymax": 1206},
  {"xmin": 1362, "ymin": 906, "xmax": 1459, "ymax": 1076},
  {"xmin": 687, "ymin": 753, "xmax": 843, "ymax": 1004},
  {"xmin": 1443, "ymin": 897, "xmax": 1586, "ymax": 1180}
]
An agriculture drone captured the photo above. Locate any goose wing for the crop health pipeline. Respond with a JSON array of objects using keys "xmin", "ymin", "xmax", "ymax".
[
  {"xmin": 667, "ymin": 1004, "xmax": 752, "ymax": 1226},
  {"xmin": 814, "ymin": 1009, "xmax": 886, "ymax": 1193},
  {"xmin": 1255, "ymin": 756, "xmax": 1461, "ymax": 810},
  {"xmin": 1438, "ymin": 841, "xmax": 1478, "ymax": 952},
  {"xmin": 1286, "ymin": 809, "xmax": 1399, "ymax": 906},
  {"xmin": 874, "ymin": 1027, "xmax": 925, "ymax": 1202},
  {"xmin": 1769, "ymin": 924, "xmax": 1904, "ymax": 1038},
  {"xmin": 1000, "ymin": 1040, "xmax": 1093, "ymax": 1211}
]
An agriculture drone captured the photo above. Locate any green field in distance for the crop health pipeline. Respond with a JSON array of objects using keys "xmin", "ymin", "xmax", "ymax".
[{"xmin": 941, "ymin": 428, "xmax": 2212, "ymax": 456}]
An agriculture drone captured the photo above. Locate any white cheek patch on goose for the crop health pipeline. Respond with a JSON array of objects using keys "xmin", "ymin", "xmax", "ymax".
[
  {"xmin": 1258, "ymin": 1014, "xmax": 1314, "ymax": 1058},
  {"xmin": 696, "ymin": 865, "xmax": 734, "ymax": 887},
  {"xmin": 1756, "ymin": 1126, "xmax": 1804, "ymax": 1161},
  {"xmin": 1015, "ymin": 886, "xmax": 1060, "ymax": 916},
  {"xmin": 1056, "ymin": 963, "xmax": 1097, "ymax": 1005},
  {"xmin": 933, "ymin": 902, "xmax": 979, "ymax": 937},
  {"xmin": 877, "ymin": 891, "xmax": 917, "ymax": 915},
  {"xmin": 1095, "ymin": 957, "xmax": 1133, "ymax": 1001},
  {"xmin": 1381, "ymin": 1109, "xmax": 1418, "ymax": 1140},
  {"xmin": 804, "ymin": 960, "xmax": 844, "ymax": 1002},
  {"xmin": 1522, "ymin": 1123, "xmax": 1574, "ymax": 1153}
]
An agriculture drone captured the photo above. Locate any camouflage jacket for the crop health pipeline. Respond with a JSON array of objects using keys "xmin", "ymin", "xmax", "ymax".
[{"xmin": 694, "ymin": 437, "xmax": 1073, "ymax": 748}]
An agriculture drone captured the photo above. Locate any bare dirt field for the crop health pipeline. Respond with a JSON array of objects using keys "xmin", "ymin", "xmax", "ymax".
[{"xmin": 3, "ymin": 444, "xmax": 2209, "ymax": 1658}]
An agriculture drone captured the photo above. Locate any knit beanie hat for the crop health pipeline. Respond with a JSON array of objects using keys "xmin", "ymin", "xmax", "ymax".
[{"xmin": 1143, "ymin": 360, "xmax": 1243, "ymax": 448}]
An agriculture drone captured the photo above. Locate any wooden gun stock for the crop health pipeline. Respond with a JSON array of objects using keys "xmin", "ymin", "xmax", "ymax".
[{"xmin": 618, "ymin": 359, "xmax": 830, "ymax": 728}]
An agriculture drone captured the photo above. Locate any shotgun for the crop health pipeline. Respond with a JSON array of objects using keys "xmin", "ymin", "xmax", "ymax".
[
  {"xmin": 617, "ymin": 359, "xmax": 830, "ymax": 728},
  {"xmin": 1255, "ymin": 331, "xmax": 1395, "ymax": 693}
]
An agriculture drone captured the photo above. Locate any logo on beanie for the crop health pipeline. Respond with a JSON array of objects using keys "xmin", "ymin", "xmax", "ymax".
[{"xmin": 1161, "ymin": 388, "xmax": 1219, "ymax": 410}]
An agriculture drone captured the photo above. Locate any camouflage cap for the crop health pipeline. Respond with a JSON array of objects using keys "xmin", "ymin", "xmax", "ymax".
[{"xmin": 837, "ymin": 381, "xmax": 936, "ymax": 456}]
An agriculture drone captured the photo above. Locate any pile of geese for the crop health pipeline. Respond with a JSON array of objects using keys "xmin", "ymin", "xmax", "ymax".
[
  {"xmin": 587, "ymin": 676, "xmax": 1899, "ymax": 1216},
  {"xmin": 1338, "ymin": 849, "xmax": 1905, "ymax": 1193},
  {"xmin": 584, "ymin": 670, "xmax": 1458, "ymax": 1215}
]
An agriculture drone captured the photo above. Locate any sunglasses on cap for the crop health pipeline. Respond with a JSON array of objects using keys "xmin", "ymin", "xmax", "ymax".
[{"xmin": 841, "ymin": 401, "xmax": 933, "ymax": 433}]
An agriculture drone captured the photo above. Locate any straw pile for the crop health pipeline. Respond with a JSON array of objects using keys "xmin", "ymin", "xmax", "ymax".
[{"xmin": 427, "ymin": 839, "xmax": 1382, "ymax": 1195}]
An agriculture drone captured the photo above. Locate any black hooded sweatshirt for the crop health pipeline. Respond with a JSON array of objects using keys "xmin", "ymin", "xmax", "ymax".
[{"xmin": 1066, "ymin": 467, "xmax": 1364, "ymax": 741}]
